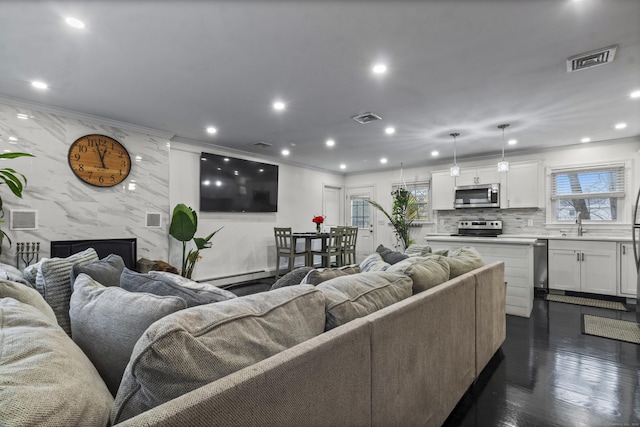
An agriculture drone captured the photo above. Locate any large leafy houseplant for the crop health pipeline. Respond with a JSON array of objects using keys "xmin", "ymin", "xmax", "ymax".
[
  {"xmin": 169, "ymin": 203, "xmax": 222, "ymax": 279},
  {"xmin": 367, "ymin": 187, "xmax": 417, "ymax": 251},
  {"xmin": 0, "ymin": 152, "xmax": 34, "ymax": 255}
]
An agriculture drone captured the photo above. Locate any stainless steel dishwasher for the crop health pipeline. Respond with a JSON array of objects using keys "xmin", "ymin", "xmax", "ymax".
[{"xmin": 534, "ymin": 239, "xmax": 548, "ymax": 292}]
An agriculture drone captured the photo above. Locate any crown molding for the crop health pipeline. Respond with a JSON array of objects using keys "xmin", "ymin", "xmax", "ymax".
[{"xmin": 0, "ymin": 95, "xmax": 175, "ymax": 139}]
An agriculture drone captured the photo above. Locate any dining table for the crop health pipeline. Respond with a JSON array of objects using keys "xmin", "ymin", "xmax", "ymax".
[{"xmin": 292, "ymin": 232, "xmax": 330, "ymax": 267}]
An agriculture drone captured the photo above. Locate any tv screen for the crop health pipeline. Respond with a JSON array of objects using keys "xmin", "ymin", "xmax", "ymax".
[{"xmin": 199, "ymin": 152, "xmax": 279, "ymax": 212}]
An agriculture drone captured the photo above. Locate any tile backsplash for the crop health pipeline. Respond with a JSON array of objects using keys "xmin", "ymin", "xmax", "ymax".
[{"xmin": 435, "ymin": 208, "xmax": 547, "ymax": 235}]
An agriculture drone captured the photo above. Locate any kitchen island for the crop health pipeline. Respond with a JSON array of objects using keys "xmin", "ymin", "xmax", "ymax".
[{"xmin": 426, "ymin": 235, "xmax": 539, "ymax": 317}]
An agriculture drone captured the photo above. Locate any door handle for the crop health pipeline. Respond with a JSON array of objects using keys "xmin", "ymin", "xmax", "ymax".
[
  {"xmin": 622, "ymin": 245, "xmax": 626, "ymax": 255},
  {"xmin": 581, "ymin": 253, "xmax": 585, "ymax": 261},
  {"xmin": 576, "ymin": 252, "xmax": 580, "ymax": 262}
]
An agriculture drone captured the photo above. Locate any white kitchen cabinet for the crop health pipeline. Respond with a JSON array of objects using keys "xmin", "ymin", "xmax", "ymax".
[
  {"xmin": 548, "ymin": 240, "xmax": 617, "ymax": 295},
  {"xmin": 455, "ymin": 166, "xmax": 499, "ymax": 186},
  {"xmin": 619, "ymin": 242, "xmax": 638, "ymax": 297},
  {"xmin": 503, "ymin": 161, "xmax": 539, "ymax": 208},
  {"xmin": 431, "ymin": 170, "xmax": 455, "ymax": 210}
]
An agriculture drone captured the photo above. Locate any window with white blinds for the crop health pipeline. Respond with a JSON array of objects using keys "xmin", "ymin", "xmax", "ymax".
[
  {"xmin": 392, "ymin": 180, "xmax": 430, "ymax": 221},
  {"xmin": 550, "ymin": 165, "xmax": 625, "ymax": 221}
]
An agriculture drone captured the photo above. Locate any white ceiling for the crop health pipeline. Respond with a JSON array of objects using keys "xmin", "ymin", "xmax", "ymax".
[{"xmin": 1, "ymin": 0, "xmax": 639, "ymax": 174}]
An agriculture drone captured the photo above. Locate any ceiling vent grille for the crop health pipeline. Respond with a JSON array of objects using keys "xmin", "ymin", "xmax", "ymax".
[
  {"xmin": 567, "ymin": 45, "xmax": 617, "ymax": 72},
  {"xmin": 352, "ymin": 112, "xmax": 382, "ymax": 124},
  {"xmin": 253, "ymin": 141, "xmax": 273, "ymax": 148}
]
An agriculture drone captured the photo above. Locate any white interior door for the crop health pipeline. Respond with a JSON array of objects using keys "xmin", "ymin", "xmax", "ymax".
[
  {"xmin": 322, "ymin": 185, "xmax": 342, "ymax": 228},
  {"xmin": 346, "ymin": 186, "xmax": 375, "ymax": 263}
]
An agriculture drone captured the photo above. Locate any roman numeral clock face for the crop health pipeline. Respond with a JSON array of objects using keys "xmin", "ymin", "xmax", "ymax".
[{"xmin": 68, "ymin": 134, "xmax": 132, "ymax": 187}]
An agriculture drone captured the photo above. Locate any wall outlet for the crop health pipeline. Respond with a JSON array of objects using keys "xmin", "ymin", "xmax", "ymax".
[{"xmin": 527, "ymin": 219, "xmax": 534, "ymax": 227}]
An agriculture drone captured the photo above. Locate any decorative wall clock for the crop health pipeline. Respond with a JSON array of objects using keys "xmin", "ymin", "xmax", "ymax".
[{"xmin": 68, "ymin": 134, "xmax": 131, "ymax": 187}]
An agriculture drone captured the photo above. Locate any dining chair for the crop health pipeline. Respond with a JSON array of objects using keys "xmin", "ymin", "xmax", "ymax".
[
  {"xmin": 341, "ymin": 226, "xmax": 358, "ymax": 266},
  {"xmin": 310, "ymin": 227, "xmax": 343, "ymax": 268},
  {"xmin": 274, "ymin": 227, "xmax": 308, "ymax": 279}
]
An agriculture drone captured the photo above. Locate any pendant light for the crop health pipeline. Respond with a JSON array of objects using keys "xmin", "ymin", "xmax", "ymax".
[
  {"xmin": 497, "ymin": 124, "xmax": 510, "ymax": 173},
  {"xmin": 449, "ymin": 132, "xmax": 460, "ymax": 177}
]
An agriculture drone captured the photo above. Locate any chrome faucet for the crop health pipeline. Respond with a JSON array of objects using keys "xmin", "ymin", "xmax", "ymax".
[{"xmin": 576, "ymin": 211, "xmax": 583, "ymax": 236}]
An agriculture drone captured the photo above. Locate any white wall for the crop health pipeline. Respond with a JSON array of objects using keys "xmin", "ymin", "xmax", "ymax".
[
  {"xmin": 169, "ymin": 141, "xmax": 344, "ymax": 282},
  {"xmin": 345, "ymin": 138, "xmax": 640, "ymax": 243},
  {"xmin": 0, "ymin": 101, "xmax": 171, "ymax": 266}
]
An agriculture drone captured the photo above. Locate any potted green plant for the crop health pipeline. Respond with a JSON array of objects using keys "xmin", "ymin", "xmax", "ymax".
[
  {"xmin": 169, "ymin": 203, "xmax": 222, "ymax": 279},
  {"xmin": 368, "ymin": 187, "xmax": 417, "ymax": 251},
  {"xmin": 0, "ymin": 152, "xmax": 34, "ymax": 255}
]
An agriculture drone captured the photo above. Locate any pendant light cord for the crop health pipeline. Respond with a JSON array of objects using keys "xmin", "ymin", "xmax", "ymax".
[{"xmin": 498, "ymin": 124, "xmax": 509, "ymax": 161}]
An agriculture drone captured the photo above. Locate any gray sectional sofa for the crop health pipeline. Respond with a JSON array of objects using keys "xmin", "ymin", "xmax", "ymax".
[{"xmin": 0, "ymin": 247, "xmax": 505, "ymax": 427}]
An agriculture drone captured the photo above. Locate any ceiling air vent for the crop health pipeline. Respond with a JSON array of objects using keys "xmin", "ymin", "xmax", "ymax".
[
  {"xmin": 567, "ymin": 45, "xmax": 617, "ymax": 72},
  {"xmin": 352, "ymin": 112, "xmax": 382, "ymax": 124},
  {"xmin": 253, "ymin": 141, "xmax": 273, "ymax": 148}
]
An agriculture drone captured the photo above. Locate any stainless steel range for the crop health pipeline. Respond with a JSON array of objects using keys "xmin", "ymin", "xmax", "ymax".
[{"xmin": 453, "ymin": 220, "xmax": 503, "ymax": 237}]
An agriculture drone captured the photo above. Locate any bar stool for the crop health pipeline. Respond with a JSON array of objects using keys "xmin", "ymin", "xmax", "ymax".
[
  {"xmin": 341, "ymin": 227, "xmax": 358, "ymax": 265},
  {"xmin": 274, "ymin": 227, "xmax": 308, "ymax": 279},
  {"xmin": 310, "ymin": 227, "xmax": 343, "ymax": 267}
]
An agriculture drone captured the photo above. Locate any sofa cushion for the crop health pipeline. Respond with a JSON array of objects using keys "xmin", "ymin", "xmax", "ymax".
[
  {"xmin": 376, "ymin": 244, "xmax": 409, "ymax": 264},
  {"xmin": 434, "ymin": 248, "xmax": 449, "ymax": 257},
  {"xmin": 301, "ymin": 265, "xmax": 361, "ymax": 286},
  {"xmin": 0, "ymin": 279, "xmax": 57, "ymax": 323},
  {"xmin": 444, "ymin": 246, "xmax": 484, "ymax": 278},
  {"xmin": 120, "ymin": 268, "xmax": 235, "ymax": 306},
  {"xmin": 71, "ymin": 253, "xmax": 125, "ymax": 288},
  {"xmin": 111, "ymin": 285, "xmax": 326, "ymax": 423},
  {"xmin": 148, "ymin": 271, "xmax": 237, "ymax": 301},
  {"xmin": 316, "ymin": 271, "xmax": 413, "ymax": 330},
  {"xmin": 360, "ymin": 252, "xmax": 391, "ymax": 272},
  {"xmin": 0, "ymin": 298, "xmax": 113, "ymax": 426},
  {"xmin": 0, "ymin": 262, "xmax": 32, "ymax": 287},
  {"xmin": 387, "ymin": 255, "xmax": 451, "ymax": 294},
  {"xmin": 70, "ymin": 274, "xmax": 188, "ymax": 396},
  {"xmin": 270, "ymin": 266, "xmax": 314, "ymax": 290},
  {"xmin": 404, "ymin": 244, "xmax": 432, "ymax": 257},
  {"xmin": 34, "ymin": 248, "xmax": 99, "ymax": 335}
]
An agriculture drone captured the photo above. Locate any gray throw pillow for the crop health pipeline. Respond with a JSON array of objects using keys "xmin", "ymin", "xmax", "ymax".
[
  {"xmin": 387, "ymin": 255, "xmax": 451, "ymax": 294},
  {"xmin": 70, "ymin": 274, "xmax": 187, "ymax": 395},
  {"xmin": 376, "ymin": 244, "xmax": 409, "ymax": 264},
  {"xmin": 120, "ymin": 268, "xmax": 233, "ymax": 307},
  {"xmin": 270, "ymin": 266, "xmax": 314, "ymax": 290},
  {"xmin": 301, "ymin": 268, "xmax": 349, "ymax": 286},
  {"xmin": 0, "ymin": 298, "xmax": 113, "ymax": 426},
  {"xmin": 0, "ymin": 279, "xmax": 57, "ymax": 323},
  {"xmin": 71, "ymin": 254, "xmax": 125, "ymax": 288},
  {"xmin": 445, "ymin": 246, "xmax": 484, "ymax": 278},
  {"xmin": 111, "ymin": 285, "xmax": 326, "ymax": 424},
  {"xmin": 147, "ymin": 271, "xmax": 237, "ymax": 301},
  {"xmin": 34, "ymin": 248, "xmax": 99, "ymax": 335},
  {"xmin": 359, "ymin": 252, "xmax": 391, "ymax": 272},
  {"xmin": 316, "ymin": 271, "xmax": 413, "ymax": 330}
]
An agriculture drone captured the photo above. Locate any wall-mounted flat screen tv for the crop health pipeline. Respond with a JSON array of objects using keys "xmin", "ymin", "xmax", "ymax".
[{"xmin": 199, "ymin": 152, "xmax": 279, "ymax": 212}]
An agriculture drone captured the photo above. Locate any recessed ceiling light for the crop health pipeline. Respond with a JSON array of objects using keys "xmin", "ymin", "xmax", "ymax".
[
  {"xmin": 273, "ymin": 101, "xmax": 286, "ymax": 111},
  {"xmin": 203, "ymin": 180, "xmax": 210, "ymax": 186},
  {"xmin": 215, "ymin": 180, "xmax": 222, "ymax": 187},
  {"xmin": 3, "ymin": 150, "xmax": 11, "ymax": 153},
  {"xmin": 326, "ymin": 139, "xmax": 335, "ymax": 147},
  {"xmin": 431, "ymin": 151, "xmax": 439, "ymax": 157},
  {"xmin": 380, "ymin": 158, "xmax": 388, "ymax": 164},
  {"xmin": 630, "ymin": 90, "xmax": 640, "ymax": 99},
  {"xmin": 206, "ymin": 126, "xmax": 217, "ymax": 135},
  {"xmin": 508, "ymin": 139, "xmax": 517, "ymax": 145},
  {"xmin": 372, "ymin": 63, "xmax": 387, "ymax": 74},
  {"xmin": 340, "ymin": 164, "xmax": 346, "ymax": 170},
  {"xmin": 31, "ymin": 81, "xmax": 48, "ymax": 90},
  {"xmin": 581, "ymin": 137, "xmax": 591, "ymax": 143},
  {"xmin": 16, "ymin": 113, "xmax": 28, "ymax": 120},
  {"xmin": 65, "ymin": 17, "xmax": 85, "ymax": 29},
  {"xmin": 384, "ymin": 127, "xmax": 395, "ymax": 135},
  {"xmin": 614, "ymin": 122, "xmax": 627, "ymax": 129},
  {"xmin": 8, "ymin": 136, "xmax": 18, "ymax": 142},
  {"xmin": 281, "ymin": 149, "xmax": 290, "ymax": 156},
  {"xmin": 135, "ymin": 155, "xmax": 142, "ymax": 161},
  {"xmin": 223, "ymin": 158, "xmax": 229, "ymax": 162}
]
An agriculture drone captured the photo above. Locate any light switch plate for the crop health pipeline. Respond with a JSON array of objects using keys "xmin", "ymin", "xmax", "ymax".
[{"xmin": 527, "ymin": 219, "xmax": 534, "ymax": 227}]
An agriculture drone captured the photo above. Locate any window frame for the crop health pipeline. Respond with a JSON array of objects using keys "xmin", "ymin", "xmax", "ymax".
[
  {"xmin": 391, "ymin": 180, "xmax": 431, "ymax": 223},
  {"xmin": 545, "ymin": 161, "xmax": 630, "ymax": 227}
]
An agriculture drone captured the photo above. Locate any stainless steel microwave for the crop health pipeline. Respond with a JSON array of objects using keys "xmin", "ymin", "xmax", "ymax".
[{"xmin": 454, "ymin": 184, "xmax": 500, "ymax": 208}]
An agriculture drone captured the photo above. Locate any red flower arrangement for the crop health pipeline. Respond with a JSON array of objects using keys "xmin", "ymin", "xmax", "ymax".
[{"xmin": 312, "ymin": 215, "xmax": 325, "ymax": 233}]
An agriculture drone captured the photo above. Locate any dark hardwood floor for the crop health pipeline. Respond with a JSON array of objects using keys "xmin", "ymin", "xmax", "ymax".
[{"xmin": 445, "ymin": 296, "xmax": 640, "ymax": 426}]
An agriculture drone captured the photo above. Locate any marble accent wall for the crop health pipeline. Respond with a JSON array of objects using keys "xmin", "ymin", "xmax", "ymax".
[{"xmin": 0, "ymin": 102, "xmax": 171, "ymax": 266}]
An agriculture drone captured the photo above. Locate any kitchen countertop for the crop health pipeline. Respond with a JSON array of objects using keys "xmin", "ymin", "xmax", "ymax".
[{"xmin": 425, "ymin": 233, "xmax": 634, "ymax": 243}]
